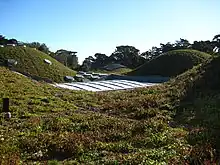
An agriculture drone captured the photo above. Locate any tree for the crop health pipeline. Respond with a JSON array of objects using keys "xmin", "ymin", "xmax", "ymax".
[
  {"xmin": 0, "ymin": 35, "xmax": 4, "ymax": 40},
  {"xmin": 26, "ymin": 42, "xmax": 41, "ymax": 49},
  {"xmin": 92, "ymin": 53, "xmax": 109, "ymax": 69},
  {"xmin": 8, "ymin": 38, "xmax": 18, "ymax": 45},
  {"xmin": 109, "ymin": 45, "xmax": 145, "ymax": 68},
  {"xmin": 0, "ymin": 35, "xmax": 7, "ymax": 45},
  {"xmin": 55, "ymin": 49, "xmax": 69, "ymax": 66},
  {"xmin": 148, "ymin": 46, "xmax": 162, "ymax": 59},
  {"xmin": 174, "ymin": 38, "xmax": 191, "ymax": 49},
  {"xmin": 94, "ymin": 53, "xmax": 109, "ymax": 62},
  {"xmin": 25, "ymin": 42, "xmax": 50, "ymax": 54},
  {"xmin": 0, "ymin": 35, "xmax": 18, "ymax": 45},
  {"xmin": 160, "ymin": 42, "xmax": 175, "ymax": 53},
  {"xmin": 47, "ymin": 51, "xmax": 56, "ymax": 58},
  {"xmin": 213, "ymin": 34, "xmax": 220, "ymax": 53},
  {"xmin": 140, "ymin": 51, "xmax": 152, "ymax": 60},
  {"xmin": 38, "ymin": 43, "xmax": 49, "ymax": 54},
  {"xmin": 213, "ymin": 34, "xmax": 220, "ymax": 43},
  {"xmin": 191, "ymin": 40, "xmax": 215, "ymax": 54},
  {"xmin": 67, "ymin": 53, "xmax": 78, "ymax": 69},
  {"xmin": 81, "ymin": 56, "xmax": 95, "ymax": 71},
  {"xmin": 55, "ymin": 49, "xmax": 79, "ymax": 69}
]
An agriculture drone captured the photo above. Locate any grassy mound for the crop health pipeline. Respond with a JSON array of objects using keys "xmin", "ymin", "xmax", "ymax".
[
  {"xmin": 128, "ymin": 49, "xmax": 211, "ymax": 77},
  {"xmin": 0, "ymin": 46, "xmax": 76, "ymax": 82},
  {"xmin": 166, "ymin": 56, "xmax": 220, "ymax": 164},
  {"xmin": 1, "ymin": 54, "xmax": 220, "ymax": 164},
  {"xmin": 0, "ymin": 66, "xmax": 188, "ymax": 164},
  {"xmin": 93, "ymin": 67, "xmax": 132, "ymax": 75}
]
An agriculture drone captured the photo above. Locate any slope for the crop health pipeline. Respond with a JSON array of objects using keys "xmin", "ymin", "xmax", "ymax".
[
  {"xmin": 166, "ymin": 56, "xmax": 220, "ymax": 164},
  {"xmin": 0, "ymin": 46, "xmax": 76, "ymax": 82},
  {"xmin": 93, "ymin": 67, "xmax": 132, "ymax": 75},
  {"xmin": 1, "ymin": 54, "xmax": 220, "ymax": 164},
  {"xmin": 0, "ymin": 66, "xmax": 189, "ymax": 164},
  {"xmin": 128, "ymin": 49, "xmax": 211, "ymax": 77}
]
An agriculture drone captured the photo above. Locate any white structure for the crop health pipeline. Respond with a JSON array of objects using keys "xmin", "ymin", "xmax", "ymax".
[
  {"xmin": 55, "ymin": 80, "xmax": 157, "ymax": 92},
  {"xmin": 7, "ymin": 44, "xmax": 16, "ymax": 47},
  {"xmin": 83, "ymin": 73, "xmax": 93, "ymax": 78},
  {"xmin": 44, "ymin": 59, "xmax": 52, "ymax": 65},
  {"xmin": 75, "ymin": 74, "xmax": 84, "ymax": 78},
  {"xmin": 7, "ymin": 59, "xmax": 18, "ymax": 66},
  {"xmin": 78, "ymin": 71, "xmax": 86, "ymax": 75},
  {"xmin": 98, "ymin": 73, "xmax": 109, "ymax": 78},
  {"xmin": 91, "ymin": 75, "xmax": 100, "ymax": 79}
]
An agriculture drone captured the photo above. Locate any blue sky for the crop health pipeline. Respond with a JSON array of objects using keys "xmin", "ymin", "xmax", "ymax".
[{"xmin": 0, "ymin": 0, "xmax": 219, "ymax": 63}]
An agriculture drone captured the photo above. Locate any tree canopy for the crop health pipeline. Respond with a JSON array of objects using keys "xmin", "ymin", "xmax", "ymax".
[
  {"xmin": 25, "ymin": 42, "xmax": 50, "ymax": 54},
  {"xmin": 55, "ymin": 49, "xmax": 79, "ymax": 69},
  {"xmin": 0, "ymin": 35, "xmax": 18, "ymax": 45},
  {"xmin": 213, "ymin": 34, "xmax": 220, "ymax": 53},
  {"xmin": 81, "ymin": 45, "xmax": 145, "ymax": 71},
  {"xmin": 1, "ymin": 33, "xmax": 220, "ymax": 72}
]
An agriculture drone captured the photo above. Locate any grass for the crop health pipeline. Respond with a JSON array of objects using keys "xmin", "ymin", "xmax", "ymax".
[
  {"xmin": 92, "ymin": 68, "xmax": 132, "ymax": 75},
  {"xmin": 0, "ymin": 54, "xmax": 220, "ymax": 164},
  {"xmin": 128, "ymin": 49, "xmax": 211, "ymax": 77},
  {"xmin": 0, "ymin": 66, "xmax": 189, "ymax": 164},
  {"xmin": 165, "ymin": 56, "xmax": 220, "ymax": 164},
  {"xmin": 0, "ymin": 46, "xmax": 76, "ymax": 82}
]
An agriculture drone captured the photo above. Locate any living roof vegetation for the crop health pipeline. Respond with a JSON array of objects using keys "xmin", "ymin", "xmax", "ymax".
[
  {"xmin": 128, "ymin": 49, "xmax": 211, "ymax": 77},
  {"xmin": 1, "ymin": 52, "xmax": 220, "ymax": 164},
  {"xmin": 93, "ymin": 67, "xmax": 132, "ymax": 75},
  {"xmin": 0, "ymin": 46, "xmax": 76, "ymax": 82},
  {"xmin": 103, "ymin": 63, "xmax": 127, "ymax": 71},
  {"xmin": 0, "ymin": 66, "xmax": 185, "ymax": 164}
]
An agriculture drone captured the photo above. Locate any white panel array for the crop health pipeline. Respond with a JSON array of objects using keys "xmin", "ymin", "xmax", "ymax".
[{"xmin": 55, "ymin": 80, "xmax": 157, "ymax": 92}]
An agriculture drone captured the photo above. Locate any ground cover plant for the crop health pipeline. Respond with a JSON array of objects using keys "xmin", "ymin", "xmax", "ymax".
[
  {"xmin": 0, "ymin": 47, "xmax": 76, "ymax": 82},
  {"xmin": 128, "ymin": 49, "xmax": 211, "ymax": 77},
  {"xmin": 0, "ymin": 54, "xmax": 220, "ymax": 164},
  {"xmin": 93, "ymin": 68, "xmax": 132, "ymax": 75}
]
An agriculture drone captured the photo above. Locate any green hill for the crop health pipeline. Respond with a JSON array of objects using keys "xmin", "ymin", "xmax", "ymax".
[
  {"xmin": 1, "ymin": 55, "xmax": 220, "ymax": 164},
  {"xmin": 0, "ymin": 46, "xmax": 76, "ymax": 82},
  {"xmin": 128, "ymin": 49, "xmax": 211, "ymax": 77},
  {"xmin": 0, "ymin": 66, "xmax": 184, "ymax": 164},
  {"xmin": 93, "ymin": 67, "xmax": 132, "ymax": 75},
  {"xmin": 166, "ymin": 56, "xmax": 220, "ymax": 163}
]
